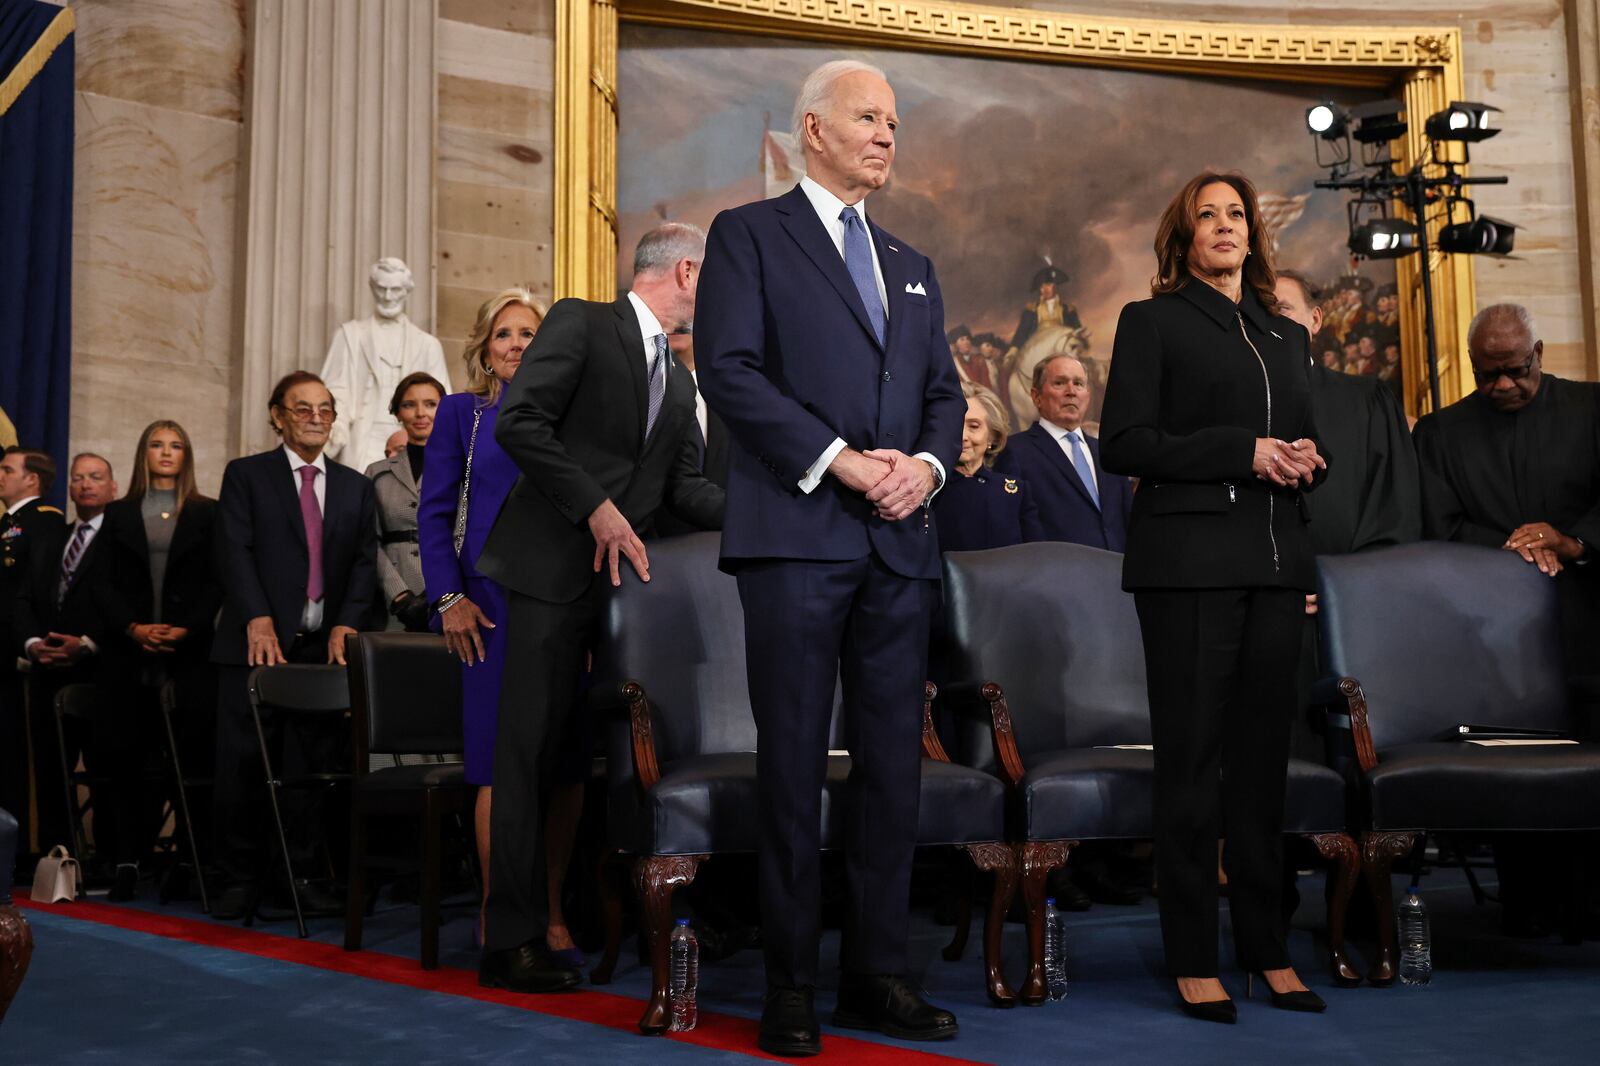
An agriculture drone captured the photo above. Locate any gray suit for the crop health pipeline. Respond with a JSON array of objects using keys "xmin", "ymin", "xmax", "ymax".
[{"xmin": 365, "ymin": 452, "xmax": 424, "ymax": 621}]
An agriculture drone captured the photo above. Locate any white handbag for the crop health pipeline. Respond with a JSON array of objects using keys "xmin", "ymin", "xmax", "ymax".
[{"xmin": 30, "ymin": 845, "xmax": 79, "ymax": 903}]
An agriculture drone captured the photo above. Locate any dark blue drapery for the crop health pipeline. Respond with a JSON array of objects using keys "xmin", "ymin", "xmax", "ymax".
[{"xmin": 0, "ymin": 0, "xmax": 74, "ymax": 506}]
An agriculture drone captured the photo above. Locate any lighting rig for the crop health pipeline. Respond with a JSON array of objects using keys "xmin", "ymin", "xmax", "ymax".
[{"xmin": 1305, "ymin": 98, "xmax": 1514, "ymax": 411}]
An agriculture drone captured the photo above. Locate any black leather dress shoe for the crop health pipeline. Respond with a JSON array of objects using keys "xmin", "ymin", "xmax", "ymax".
[
  {"xmin": 479, "ymin": 941, "xmax": 582, "ymax": 994},
  {"xmin": 759, "ymin": 985, "xmax": 820, "ymax": 1057},
  {"xmin": 1072, "ymin": 865, "xmax": 1144, "ymax": 907},
  {"xmin": 834, "ymin": 975, "xmax": 958, "ymax": 1041},
  {"xmin": 291, "ymin": 882, "xmax": 346, "ymax": 918},
  {"xmin": 211, "ymin": 882, "xmax": 259, "ymax": 921},
  {"xmin": 108, "ymin": 863, "xmax": 139, "ymax": 902}
]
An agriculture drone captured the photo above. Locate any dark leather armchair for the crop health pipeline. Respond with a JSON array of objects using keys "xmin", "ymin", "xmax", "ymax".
[
  {"xmin": 941, "ymin": 542, "xmax": 1361, "ymax": 1003},
  {"xmin": 588, "ymin": 532, "xmax": 1017, "ymax": 1034},
  {"xmin": 1317, "ymin": 541, "xmax": 1600, "ymax": 983}
]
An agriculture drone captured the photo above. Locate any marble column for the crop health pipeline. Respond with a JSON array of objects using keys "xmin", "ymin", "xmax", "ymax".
[{"xmin": 236, "ymin": 0, "xmax": 436, "ymax": 456}]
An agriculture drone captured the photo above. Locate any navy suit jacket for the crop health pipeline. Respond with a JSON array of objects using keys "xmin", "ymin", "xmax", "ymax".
[
  {"xmin": 210, "ymin": 447, "xmax": 378, "ymax": 664},
  {"xmin": 995, "ymin": 422, "xmax": 1132, "ymax": 552},
  {"xmin": 695, "ymin": 185, "xmax": 965, "ymax": 580}
]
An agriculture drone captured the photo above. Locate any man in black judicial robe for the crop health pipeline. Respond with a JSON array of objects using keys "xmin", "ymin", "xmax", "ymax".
[
  {"xmin": 1414, "ymin": 303, "xmax": 1600, "ymax": 678},
  {"xmin": 1413, "ymin": 302, "xmax": 1600, "ymax": 937},
  {"xmin": 1274, "ymin": 272, "xmax": 1421, "ymax": 556}
]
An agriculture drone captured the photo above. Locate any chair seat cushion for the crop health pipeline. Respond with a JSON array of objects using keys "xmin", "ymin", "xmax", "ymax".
[
  {"xmin": 1367, "ymin": 741, "xmax": 1600, "ymax": 831},
  {"xmin": 1022, "ymin": 748, "xmax": 1346, "ymax": 840},
  {"xmin": 357, "ymin": 762, "xmax": 469, "ymax": 791},
  {"xmin": 644, "ymin": 753, "xmax": 1005, "ymax": 856}
]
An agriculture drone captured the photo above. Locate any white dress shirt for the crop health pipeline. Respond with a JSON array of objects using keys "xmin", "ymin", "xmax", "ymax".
[
  {"xmin": 688, "ymin": 368, "xmax": 709, "ymax": 445},
  {"xmin": 1037, "ymin": 418, "xmax": 1099, "ymax": 495},
  {"xmin": 284, "ymin": 445, "xmax": 327, "ymax": 631},
  {"xmin": 5, "ymin": 494, "xmax": 40, "ymax": 516},
  {"xmin": 626, "ymin": 290, "xmax": 669, "ymax": 381},
  {"xmin": 794, "ymin": 176, "xmax": 946, "ymax": 498},
  {"xmin": 24, "ymin": 511, "xmax": 104, "ymax": 656}
]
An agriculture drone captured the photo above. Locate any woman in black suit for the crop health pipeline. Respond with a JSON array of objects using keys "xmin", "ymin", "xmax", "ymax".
[
  {"xmin": 933, "ymin": 382, "xmax": 1044, "ymax": 552},
  {"xmin": 97, "ymin": 420, "xmax": 222, "ymax": 899},
  {"xmin": 1100, "ymin": 172, "xmax": 1328, "ymax": 1022}
]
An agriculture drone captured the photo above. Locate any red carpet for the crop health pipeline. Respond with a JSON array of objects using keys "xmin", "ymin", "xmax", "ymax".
[{"xmin": 19, "ymin": 899, "xmax": 985, "ymax": 1064}]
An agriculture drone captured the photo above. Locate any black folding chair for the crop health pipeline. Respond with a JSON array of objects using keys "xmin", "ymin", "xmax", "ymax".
[
  {"xmin": 343, "ymin": 633, "xmax": 474, "ymax": 970},
  {"xmin": 246, "ymin": 664, "xmax": 352, "ymax": 938},
  {"xmin": 156, "ymin": 677, "xmax": 211, "ymax": 913}
]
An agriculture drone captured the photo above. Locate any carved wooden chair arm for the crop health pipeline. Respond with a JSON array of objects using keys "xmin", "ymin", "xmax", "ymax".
[
  {"xmin": 920, "ymin": 681, "xmax": 951, "ymax": 762},
  {"xmin": 589, "ymin": 679, "xmax": 662, "ymax": 794},
  {"xmin": 1327, "ymin": 677, "xmax": 1378, "ymax": 773},
  {"xmin": 938, "ymin": 680, "xmax": 1027, "ymax": 788}
]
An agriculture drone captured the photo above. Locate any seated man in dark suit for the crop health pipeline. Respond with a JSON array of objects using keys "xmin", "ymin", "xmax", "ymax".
[
  {"xmin": 996, "ymin": 353, "xmax": 1132, "ymax": 551},
  {"xmin": 16, "ymin": 454, "xmax": 117, "ymax": 875},
  {"xmin": 209, "ymin": 371, "xmax": 378, "ymax": 921}
]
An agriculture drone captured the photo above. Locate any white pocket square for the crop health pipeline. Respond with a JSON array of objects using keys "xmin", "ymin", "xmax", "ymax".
[{"xmin": 905, "ymin": 282, "xmax": 926, "ymax": 295}]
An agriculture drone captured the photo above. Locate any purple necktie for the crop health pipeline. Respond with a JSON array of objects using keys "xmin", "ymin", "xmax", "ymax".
[{"xmin": 299, "ymin": 465, "xmax": 324, "ymax": 601}]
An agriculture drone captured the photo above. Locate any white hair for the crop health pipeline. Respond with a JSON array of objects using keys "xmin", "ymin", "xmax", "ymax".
[
  {"xmin": 791, "ymin": 59, "xmax": 888, "ymax": 146},
  {"xmin": 632, "ymin": 222, "xmax": 707, "ymax": 278},
  {"xmin": 370, "ymin": 256, "xmax": 414, "ymax": 290},
  {"xmin": 1468, "ymin": 302, "xmax": 1538, "ymax": 351}
]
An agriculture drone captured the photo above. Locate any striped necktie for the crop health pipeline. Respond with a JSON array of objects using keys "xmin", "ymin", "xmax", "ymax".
[
  {"xmin": 58, "ymin": 521, "xmax": 92, "ymax": 604},
  {"xmin": 646, "ymin": 333, "xmax": 668, "ymax": 438}
]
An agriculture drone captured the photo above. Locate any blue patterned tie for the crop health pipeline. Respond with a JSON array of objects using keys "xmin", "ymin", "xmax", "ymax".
[
  {"xmin": 840, "ymin": 206, "xmax": 886, "ymax": 345},
  {"xmin": 1066, "ymin": 432, "xmax": 1100, "ymax": 510},
  {"xmin": 646, "ymin": 333, "xmax": 668, "ymax": 437}
]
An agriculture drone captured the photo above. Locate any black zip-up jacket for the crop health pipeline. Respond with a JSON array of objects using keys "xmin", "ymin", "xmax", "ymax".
[{"xmin": 1100, "ymin": 280, "xmax": 1327, "ymax": 592}]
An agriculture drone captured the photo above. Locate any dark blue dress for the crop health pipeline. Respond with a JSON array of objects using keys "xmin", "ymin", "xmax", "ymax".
[
  {"xmin": 933, "ymin": 467, "xmax": 1046, "ymax": 553},
  {"xmin": 419, "ymin": 392, "xmax": 521, "ymax": 785}
]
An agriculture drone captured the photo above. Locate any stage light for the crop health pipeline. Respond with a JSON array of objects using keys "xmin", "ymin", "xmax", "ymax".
[
  {"xmin": 1306, "ymin": 102, "xmax": 1346, "ymax": 139},
  {"xmin": 1425, "ymin": 101, "xmax": 1500, "ymax": 142},
  {"xmin": 1350, "ymin": 99, "xmax": 1407, "ymax": 144},
  {"xmin": 1349, "ymin": 218, "xmax": 1420, "ymax": 259},
  {"xmin": 1438, "ymin": 214, "xmax": 1516, "ymax": 255}
]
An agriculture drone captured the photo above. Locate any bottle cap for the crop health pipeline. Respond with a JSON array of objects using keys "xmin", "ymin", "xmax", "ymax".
[
  {"xmin": 676, "ymin": 917, "xmax": 690, "ymax": 926},
  {"xmin": 1045, "ymin": 897, "xmax": 1056, "ymax": 906}
]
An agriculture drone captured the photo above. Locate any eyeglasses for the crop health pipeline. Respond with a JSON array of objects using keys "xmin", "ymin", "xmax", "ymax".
[
  {"xmin": 278, "ymin": 404, "xmax": 337, "ymax": 423},
  {"xmin": 1471, "ymin": 355, "xmax": 1537, "ymax": 386}
]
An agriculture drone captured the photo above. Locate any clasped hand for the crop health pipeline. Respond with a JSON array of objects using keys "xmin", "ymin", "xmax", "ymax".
[
  {"xmin": 830, "ymin": 448, "xmax": 934, "ymax": 521},
  {"xmin": 1252, "ymin": 438, "xmax": 1324, "ymax": 489},
  {"xmin": 1503, "ymin": 521, "xmax": 1581, "ymax": 577}
]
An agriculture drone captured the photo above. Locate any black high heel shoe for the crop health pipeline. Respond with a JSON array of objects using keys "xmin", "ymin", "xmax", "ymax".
[
  {"xmin": 1248, "ymin": 972, "xmax": 1327, "ymax": 1013},
  {"xmin": 1176, "ymin": 983, "xmax": 1237, "ymax": 1024}
]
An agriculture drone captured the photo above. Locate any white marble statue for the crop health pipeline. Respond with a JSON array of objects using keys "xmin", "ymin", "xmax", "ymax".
[{"xmin": 320, "ymin": 257, "xmax": 451, "ymax": 473}]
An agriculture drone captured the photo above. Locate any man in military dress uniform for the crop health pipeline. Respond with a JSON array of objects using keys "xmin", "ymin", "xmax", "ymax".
[{"xmin": 0, "ymin": 448, "xmax": 66, "ymax": 871}]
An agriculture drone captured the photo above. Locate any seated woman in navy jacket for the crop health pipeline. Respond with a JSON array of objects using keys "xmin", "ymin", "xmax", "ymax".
[{"xmin": 933, "ymin": 382, "xmax": 1045, "ymax": 552}]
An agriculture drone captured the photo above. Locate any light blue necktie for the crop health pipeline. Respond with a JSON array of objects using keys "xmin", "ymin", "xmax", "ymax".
[
  {"xmin": 840, "ymin": 206, "xmax": 886, "ymax": 345},
  {"xmin": 1066, "ymin": 432, "xmax": 1100, "ymax": 511},
  {"xmin": 646, "ymin": 333, "xmax": 668, "ymax": 437}
]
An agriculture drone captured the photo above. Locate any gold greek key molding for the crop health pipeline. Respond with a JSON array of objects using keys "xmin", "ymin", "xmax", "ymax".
[{"xmin": 558, "ymin": 0, "xmax": 1473, "ymax": 410}]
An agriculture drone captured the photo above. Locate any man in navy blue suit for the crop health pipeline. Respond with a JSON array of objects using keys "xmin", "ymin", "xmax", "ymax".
[
  {"xmin": 696, "ymin": 59, "xmax": 965, "ymax": 1057},
  {"xmin": 209, "ymin": 371, "xmax": 377, "ymax": 922},
  {"xmin": 997, "ymin": 353, "xmax": 1132, "ymax": 552}
]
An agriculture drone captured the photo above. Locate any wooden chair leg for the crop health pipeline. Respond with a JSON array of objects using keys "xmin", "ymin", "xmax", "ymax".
[
  {"xmin": 1018, "ymin": 840, "xmax": 1073, "ymax": 1006},
  {"xmin": 343, "ymin": 795, "xmax": 367, "ymax": 952},
  {"xmin": 590, "ymin": 851, "xmax": 628, "ymax": 985},
  {"xmin": 634, "ymin": 854, "xmax": 704, "ymax": 1035},
  {"xmin": 1361, "ymin": 831, "xmax": 1416, "ymax": 987},
  {"xmin": 0, "ymin": 904, "xmax": 34, "ymax": 1024},
  {"xmin": 1307, "ymin": 832, "xmax": 1362, "ymax": 987},
  {"xmin": 961, "ymin": 842, "xmax": 1019, "ymax": 1007},
  {"xmin": 419, "ymin": 789, "xmax": 442, "ymax": 971},
  {"xmin": 942, "ymin": 850, "xmax": 974, "ymax": 963}
]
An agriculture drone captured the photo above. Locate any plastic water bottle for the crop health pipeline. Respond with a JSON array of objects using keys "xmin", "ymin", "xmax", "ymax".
[
  {"xmin": 1043, "ymin": 897, "xmax": 1069, "ymax": 1000},
  {"xmin": 669, "ymin": 918, "xmax": 699, "ymax": 1030},
  {"xmin": 1397, "ymin": 890, "xmax": 1432, "ymax": 986}
]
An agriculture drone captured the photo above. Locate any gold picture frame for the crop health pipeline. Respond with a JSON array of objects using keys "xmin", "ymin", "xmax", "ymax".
[{"xmin": 555, "ymin": 0, "xmax": 1476, "ymax": 414}]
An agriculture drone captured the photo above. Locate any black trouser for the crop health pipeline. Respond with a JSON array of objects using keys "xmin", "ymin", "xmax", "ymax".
[
  {"xmin": 0, "ymin": 670, "xmax": 26, "ymax": 867},
  {"xmin": 484, "ymin": 584, "xmax": 599, "ymax": 954},
  {"xmin": 22, "ymin": 667, "xmax": 99, "ymax": 861},
  {"xmin": 1135, "ymin": 587, "xmax": 1304, "ymax": 977},
  {"xmin": 211, "ymin": 633, "xmax": 344, "ymax": 888},
  {"xmin": 737, "ymin": 555, "xmax": 936, "ymax": 988}
]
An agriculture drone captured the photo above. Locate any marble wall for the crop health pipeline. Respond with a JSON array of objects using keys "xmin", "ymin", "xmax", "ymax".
[
  {"xmin": 433, "ymin": 0, "xmax": 556, "ymax": 386},
  {"xmin": 67, "ymin": 0, "xmax": 245, "ymax": 497}
]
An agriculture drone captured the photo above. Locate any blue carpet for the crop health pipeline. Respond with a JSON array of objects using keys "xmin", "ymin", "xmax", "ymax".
[{"xmin": 5, "ymin": 868, "xmax": 1598, "ymax": 1064}]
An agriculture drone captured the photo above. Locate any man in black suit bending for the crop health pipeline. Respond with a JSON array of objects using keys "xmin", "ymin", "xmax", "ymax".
[
  {"xmin": 474, "ymin": 223, "xmax": 725, "ymax": 993},
  {"xmin": 209, "ymin": 371, "xmax": 378, "ymax": 921}
]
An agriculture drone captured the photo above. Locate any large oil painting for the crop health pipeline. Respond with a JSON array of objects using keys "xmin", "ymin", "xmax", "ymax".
[{"xmin": 617, "ymin": 25, "xmax": 1401, "ymax": 432}]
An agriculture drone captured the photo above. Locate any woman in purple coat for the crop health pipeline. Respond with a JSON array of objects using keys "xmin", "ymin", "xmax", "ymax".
[{"xmin": 419, "ymin": 288, "xmax": 545, "ymax": 944}]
